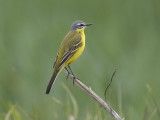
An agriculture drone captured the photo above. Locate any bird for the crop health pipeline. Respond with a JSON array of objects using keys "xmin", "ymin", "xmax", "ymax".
[{"xmin": 45, "ymin": 21, "xmax": 92, "ymax": 94}]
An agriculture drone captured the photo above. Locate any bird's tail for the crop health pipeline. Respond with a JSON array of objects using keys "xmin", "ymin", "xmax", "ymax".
[{"xmin": 45, "ymin": 72, "xmax": 58, "ymax": 94}]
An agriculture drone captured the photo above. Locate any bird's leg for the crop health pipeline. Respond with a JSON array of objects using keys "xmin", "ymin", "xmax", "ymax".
[
  {"xmin": 68, "ymin": 65, "xmax": 77, "ymax": 85},
  {"xmin": 65, "ymin": 67, "xmax": 70, "ymax": 80}
]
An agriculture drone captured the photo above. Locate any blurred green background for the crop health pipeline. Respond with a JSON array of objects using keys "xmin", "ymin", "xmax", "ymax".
[{"xmin": 0, "ymin": 0, "xmax": 160, "ymax": 120}]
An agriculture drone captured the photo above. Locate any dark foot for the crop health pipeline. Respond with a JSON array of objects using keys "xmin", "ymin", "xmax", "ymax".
[
  {"xmin": 73, "ymin": 76, "xmax": 76, "ymax": 85},
  {"xmin": 65, "ymin": 67, "xmax": 70, "ymax": 80},
  {"xmin": 72, "ymin": 76, "xmax": 80, "ymax": 85},
  {"xmin": 67, "ymin": 65, "xmax": 79, "ymax": 85}
]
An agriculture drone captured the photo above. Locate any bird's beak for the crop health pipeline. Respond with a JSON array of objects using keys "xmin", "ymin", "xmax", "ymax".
[{"xmin": 85, "ymin": 23, "xmax": 93, "ymax": 26}]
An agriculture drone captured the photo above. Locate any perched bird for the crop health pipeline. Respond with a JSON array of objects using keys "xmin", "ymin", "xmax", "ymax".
[{"xmin": 45, "ymin": 21, "xmax": 92, "ymax": 94}]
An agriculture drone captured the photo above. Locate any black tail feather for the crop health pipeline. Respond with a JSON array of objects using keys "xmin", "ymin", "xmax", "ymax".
[{"xmin": 45, "ymin": 72, "xmax": 57, "ymax": 94}]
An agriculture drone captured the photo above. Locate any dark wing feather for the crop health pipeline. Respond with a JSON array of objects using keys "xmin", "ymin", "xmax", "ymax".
[
  {"xmin": 57, "ymin": 40, "xmax": 82, "ymax": 70},
  {"xmin": 53, "ymin": 52, "xmax": 59, "ymax": 68}
]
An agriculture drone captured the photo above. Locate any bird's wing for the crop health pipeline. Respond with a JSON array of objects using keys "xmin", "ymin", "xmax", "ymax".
[
  {"xmin": 57, "ymin": 34, "xmax": 82, "ymax": 71},
  {"xmin": 53, "ymin": 52, "xmax": 59, "ymax": 68}
]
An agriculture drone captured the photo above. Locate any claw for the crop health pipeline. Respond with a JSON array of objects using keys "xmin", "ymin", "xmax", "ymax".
[
  {"xmin": 66, "ymin": 65, "xmax": 79, "ymax": 86},
  {"xmin": 73, "ymin": 76, "xmax": 76, "ymax": 85}
]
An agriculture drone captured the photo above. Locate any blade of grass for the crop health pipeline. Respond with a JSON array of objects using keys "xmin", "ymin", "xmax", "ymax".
[{"xmin": 62, "ymin": 83, "xmax": 78, "ymax": 118}]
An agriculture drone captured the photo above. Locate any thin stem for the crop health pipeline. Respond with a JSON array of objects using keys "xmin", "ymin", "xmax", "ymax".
[{"xmin": 64, "ymin": 70, "xmax": 124, "ymax": 120}]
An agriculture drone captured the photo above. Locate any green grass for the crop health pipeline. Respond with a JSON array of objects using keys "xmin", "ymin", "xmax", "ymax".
[{"xmin": 0, "ymin": 84, "xmax": 160, "ymax": 120}]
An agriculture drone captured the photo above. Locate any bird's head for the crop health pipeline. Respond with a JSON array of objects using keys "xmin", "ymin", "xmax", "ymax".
[{"xmin": 70, "ymin": 21, "xmax": 92, "ymax": 31}]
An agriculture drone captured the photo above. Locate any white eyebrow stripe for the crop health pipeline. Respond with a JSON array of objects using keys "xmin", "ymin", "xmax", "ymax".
[{"xmin": 77, "ymin": 23, "xmax": 81, "ymax": 25}]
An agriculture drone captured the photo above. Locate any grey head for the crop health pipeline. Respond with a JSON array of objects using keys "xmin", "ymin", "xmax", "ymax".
[{"xmin": 70, "ymin": 21, "xmax": 92, "ymax": 31}]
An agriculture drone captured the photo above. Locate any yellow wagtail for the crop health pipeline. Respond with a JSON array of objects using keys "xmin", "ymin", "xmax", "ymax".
[{"xmin": 46, "ymin": 21, "xmax": 92, "ymax": 94}]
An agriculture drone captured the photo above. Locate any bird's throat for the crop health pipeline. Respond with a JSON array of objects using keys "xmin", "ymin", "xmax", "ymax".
[{"xmin": 76, "ymin": 28, "xmax": 85, "ymax": 34}]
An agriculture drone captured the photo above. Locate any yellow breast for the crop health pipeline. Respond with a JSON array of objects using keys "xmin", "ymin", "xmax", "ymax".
[{"xmin": 66, "ymin": 28, "xmax": 85, "ymax": 65}]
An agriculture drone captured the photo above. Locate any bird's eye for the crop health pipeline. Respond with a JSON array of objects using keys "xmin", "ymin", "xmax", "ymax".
[
  {"xmin": 80, "ymin": 24, "xmax": 83, "ymax": 26},
  {"xmin": 77, "ymin": 23, "xmax": 84, "ymax": 26}
]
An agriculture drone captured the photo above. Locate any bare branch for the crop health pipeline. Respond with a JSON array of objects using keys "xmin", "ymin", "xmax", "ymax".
[{"xmin": 64, "ymin": 70, "xmax": 124, "ymax": 120}]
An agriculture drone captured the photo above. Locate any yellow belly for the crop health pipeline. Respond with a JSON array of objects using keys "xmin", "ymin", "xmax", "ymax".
[{"xmin": 65, "ymin": 34, "xmax": 85, "ymax": 65}]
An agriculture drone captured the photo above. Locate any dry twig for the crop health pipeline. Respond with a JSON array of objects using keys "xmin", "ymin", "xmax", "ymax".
[{"xmin": 64, "ymin": 70, "xmax": 124, "ymax": 120}]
